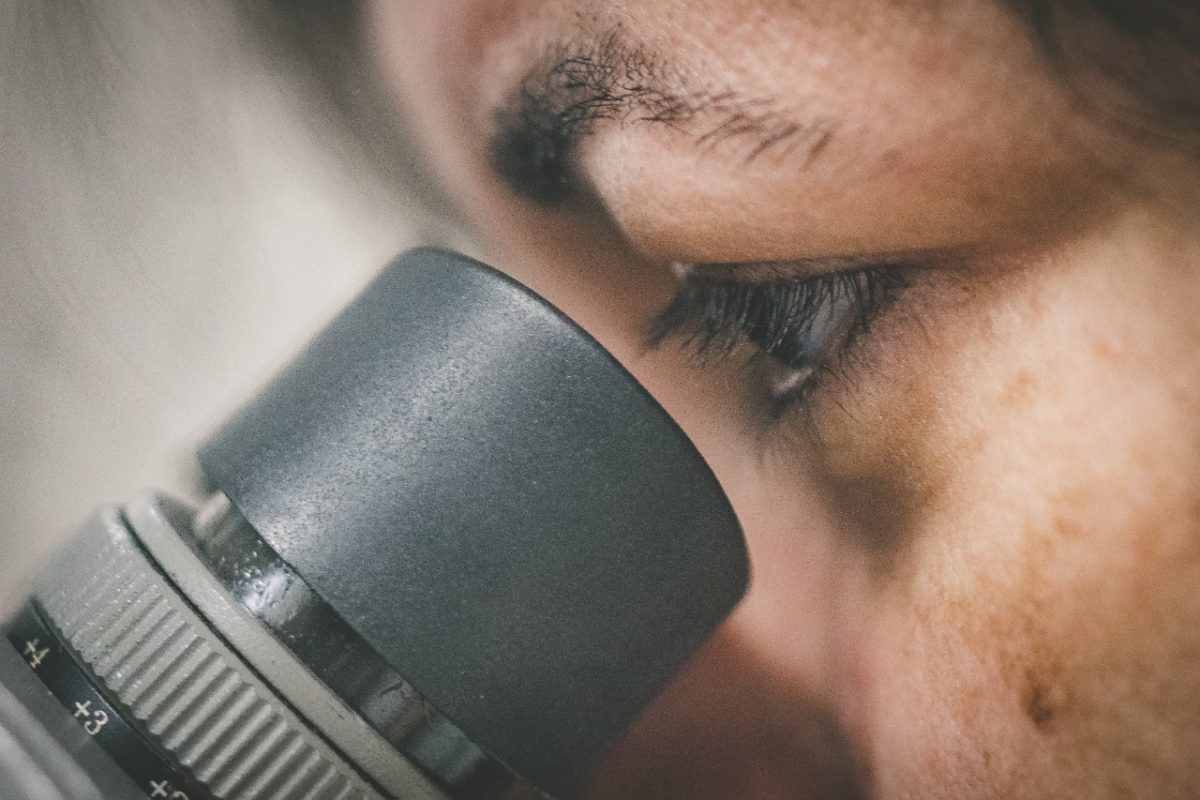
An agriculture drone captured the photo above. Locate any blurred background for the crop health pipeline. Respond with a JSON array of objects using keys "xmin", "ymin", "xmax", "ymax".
[{"xmin": 0, "ymin": 1, "xmax": 464, "ymax": 613}]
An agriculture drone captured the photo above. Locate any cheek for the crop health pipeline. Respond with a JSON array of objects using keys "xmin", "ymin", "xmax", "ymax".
[{"xmin": 853, "ymin": 215, "xmax": 1200, "ymax": 797}]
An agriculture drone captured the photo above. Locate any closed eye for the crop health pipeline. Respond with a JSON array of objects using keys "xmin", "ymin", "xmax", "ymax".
[{"xmin": 648, "ymin": 264, "xmax": 908, "ymax": 417}]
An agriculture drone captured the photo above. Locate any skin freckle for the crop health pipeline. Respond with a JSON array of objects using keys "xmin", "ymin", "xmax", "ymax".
[
  {"xmin": 867, "ymin": 147, "xmax": 903, "ymax": 179},
  {"xmin": 1092, "ymin": 338, "xmax": 1119, "ymax": 362},
  {"xmin": 999, "ymin": 369, "xmax": 1037, "ymax": 410},
  {"xmin": 1053, "ymin": 515, "xmax": 1086, "ymax": 542},
  {"xmin": 962, "ymin": 427, "xmax": 990, "ymax": 459}
]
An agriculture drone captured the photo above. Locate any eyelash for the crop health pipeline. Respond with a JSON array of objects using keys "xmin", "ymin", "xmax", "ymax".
[{"xmin": 649, "ymin": 266, "xmax": 906, "ymax": 416}]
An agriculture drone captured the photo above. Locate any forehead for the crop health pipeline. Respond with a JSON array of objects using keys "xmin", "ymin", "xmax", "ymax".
[
  {"xmin": 462, "ymin": 1, "xmax": 1037, "ymax": 96},
  {"xmin": 384, "ymin": 0, "xmax": 1114, "ymax": 258}
]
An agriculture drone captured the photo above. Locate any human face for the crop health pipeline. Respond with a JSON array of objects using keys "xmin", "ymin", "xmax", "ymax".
[{"xmin": 369, "ymin": 2, "xmax": 1200, "ymax": 798}]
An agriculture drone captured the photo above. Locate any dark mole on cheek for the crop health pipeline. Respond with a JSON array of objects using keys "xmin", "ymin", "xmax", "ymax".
[
  {"xmin": 985, "ymin": 575, "xmax": 1075, "ymax": 739},
  {"xmin": 1023, "ymin": 667, "xmax": 1068, "ymax": 733},
  {"xmin": 1024, "ymin": 675, "xmax": 1055, "ymax": 730},
  {"xmin": 1014, "ymin": 516, "xmax": 1072, "ymax": 734}
]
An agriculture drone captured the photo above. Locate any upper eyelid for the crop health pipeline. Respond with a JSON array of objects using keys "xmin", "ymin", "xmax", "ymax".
[
  {"xmin": 665, "ymin": 242, "xmax": 971, "ymax": 284},
  {"xmin": 676, "ymin": 256, "xmax": 910, "ymax": 283},
  {"xmin": 648, "ymin": 266, "xmax": 894, "ymax": 351}
]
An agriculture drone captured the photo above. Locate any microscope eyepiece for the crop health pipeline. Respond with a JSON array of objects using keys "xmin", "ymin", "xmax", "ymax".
[{"xmin": 3, "ymin": 248, "xmax": 749, "ymax": 800}]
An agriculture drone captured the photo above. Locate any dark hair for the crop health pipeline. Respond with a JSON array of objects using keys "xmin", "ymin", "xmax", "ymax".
[{"xmin": 1018, "ymin": 0, "xmax": 1200, "ymax": 147}]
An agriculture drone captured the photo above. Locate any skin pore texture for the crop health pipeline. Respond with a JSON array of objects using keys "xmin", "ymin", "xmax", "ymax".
[{"xmin": 371, "ymin": 2, "xmax": 1200, "ymax": 798}]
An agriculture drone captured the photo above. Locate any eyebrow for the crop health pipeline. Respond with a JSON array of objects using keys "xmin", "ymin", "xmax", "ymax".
[{"xmin": 488, "ymin": 29, "xmax": 837, "ymax": 206}]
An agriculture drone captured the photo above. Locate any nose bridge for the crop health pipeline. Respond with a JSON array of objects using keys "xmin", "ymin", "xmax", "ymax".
[{"xmin": 726, "ymin": 463, "xmax": 859, "ymax": 701}]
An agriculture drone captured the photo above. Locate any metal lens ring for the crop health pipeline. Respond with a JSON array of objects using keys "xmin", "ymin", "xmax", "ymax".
[
  {"xmin": 184, "ymin": 495, "xmax": 520, "ymax": 798},
  {"xmin": 130, "ymin": 494, "xmax": 545, "ymax": 800},
  {"xmin": 5, "ymin": 603, "xmax": 212, "ymax": 800},
  {"xmin": 26, "ymin": 506, "xmax": 385, "ymax": 800}
]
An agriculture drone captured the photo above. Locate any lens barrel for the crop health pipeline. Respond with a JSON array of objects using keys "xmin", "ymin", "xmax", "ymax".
[
  {"xmin": 3, "ymin": 496, "xmax": 478, "ymax": 800},
  {"xmin": 1, "ymin": 249, "xmax": 749, "ymax": 800}
]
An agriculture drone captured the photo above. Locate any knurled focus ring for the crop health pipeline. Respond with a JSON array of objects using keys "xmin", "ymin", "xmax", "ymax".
[{"xmin": 32, "ymin": 507, "xmax": 385, "ymax": 800}]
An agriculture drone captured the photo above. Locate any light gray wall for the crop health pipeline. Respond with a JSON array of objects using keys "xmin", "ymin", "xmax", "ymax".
[{"xmin": 0, "ymin": 2, "xmax": 463, "ymax": 612}]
